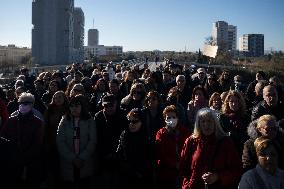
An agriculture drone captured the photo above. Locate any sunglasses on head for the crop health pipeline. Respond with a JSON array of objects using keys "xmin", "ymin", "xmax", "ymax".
[{"xmin": 128, "ymin": 119, "xmax": 140, "ymax": 124}]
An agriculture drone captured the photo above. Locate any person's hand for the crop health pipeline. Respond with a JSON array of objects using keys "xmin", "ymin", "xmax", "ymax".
[
  {"xmin": 202, "ymin": 172, "xmax": 219, "ymax": 185},
  {"xmin": 73, "ymin": 158, "xmax": 84, "ymax": 168}
]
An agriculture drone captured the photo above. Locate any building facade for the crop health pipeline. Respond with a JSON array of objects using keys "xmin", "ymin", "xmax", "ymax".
[
  {"xmin": 0, "ymin": 45, "xmax": 31, "ymax": 64},
  {"xmin": 88, "ymin": 29, "xmax": 99, "ymax": 46},
  {"xmin": 239, "ymin": 34, "xmax": 264, "ymax": 57},
  {"xmin": 228, "ymin": 25, "xmax": 237, "ymax": 51},
  {"xmin": 73, "ymin": 7, "xmax": 85, "ymax": 63},
  {"xmin": 32, "ymin": 0, "xmax": 84, "ymax": 65},
  {"xmin": 212, "ymin": 21, "xmax": 229, "ymax": 51},
  {"xmin": 84, "ymin": 45, "xmax": 123, "ymax": 58}
]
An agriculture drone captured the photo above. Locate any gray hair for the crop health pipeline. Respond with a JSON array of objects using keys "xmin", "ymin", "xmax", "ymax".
[
  {"xmin": 192, "ymin": 108, "xmax": 227, "ymax": 139},
  {"xmin": 18, "ymin": 92, "xmax": 35, "ymax": 104}
]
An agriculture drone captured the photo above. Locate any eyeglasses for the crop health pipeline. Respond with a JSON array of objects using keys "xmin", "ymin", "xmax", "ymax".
[{"xmin": 128, "ymin": 119, "xmax": 140, "ymax": 124}]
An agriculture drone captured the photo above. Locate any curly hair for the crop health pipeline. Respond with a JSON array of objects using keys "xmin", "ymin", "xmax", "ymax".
[{"xmin": 221, "ymin": 90, "xmax": 247, "ymax": 116}]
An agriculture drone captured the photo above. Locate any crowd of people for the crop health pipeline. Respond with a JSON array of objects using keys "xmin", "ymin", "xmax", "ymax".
[{"xmin": 0, "ymin": 61, "xmax": 284, "ymax": 189}]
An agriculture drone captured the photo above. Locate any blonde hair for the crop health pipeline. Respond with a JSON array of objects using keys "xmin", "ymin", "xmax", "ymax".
[
  {"xmin": 222, "ymin": 90, "xmax": 247, "ymax": 116},
  {"xmin": 192, "ymin": 108, "xmax": 227, "ymax": 139},
  {"xmin": 256, "ymin": 114, "xmax": 276, "ymax": 129},
  {"xmin": 254, "ymin": 136, "xmax": 275, "ymax": 157}
]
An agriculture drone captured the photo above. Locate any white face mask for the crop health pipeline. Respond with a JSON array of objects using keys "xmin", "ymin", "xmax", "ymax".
[{"xmin": 165, "ymin": 118, "xmax": 178, "ymax": 128}]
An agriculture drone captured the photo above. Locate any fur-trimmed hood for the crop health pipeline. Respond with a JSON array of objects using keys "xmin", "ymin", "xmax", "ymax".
[{"xmin": 247, "ymin": 119, "xmax": 284, "ymax": 140}]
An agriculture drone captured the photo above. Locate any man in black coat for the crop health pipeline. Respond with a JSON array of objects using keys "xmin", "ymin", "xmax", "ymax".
[{"xmin": 251, "ymin": 85, "xmax": 284, "ymax": 121}]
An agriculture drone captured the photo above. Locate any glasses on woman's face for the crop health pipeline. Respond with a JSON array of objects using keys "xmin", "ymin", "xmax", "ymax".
[{"xmin": 128, "ymin": 119, "xmax": 140, "ymax": 124}]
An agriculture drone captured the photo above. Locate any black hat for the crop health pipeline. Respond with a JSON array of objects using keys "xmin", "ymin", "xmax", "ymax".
[{"xmin": 102, "ymin": 94, "xmax": 116, "ymax": 105}]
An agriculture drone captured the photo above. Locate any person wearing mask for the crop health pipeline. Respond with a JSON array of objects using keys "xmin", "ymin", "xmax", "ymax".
[
  {"xmin": 156, "ymin": 105, "xmax": 190, "ymax": 189},
  {"xmin": 0, "ymin": 92, "xmax": 44, "ymax": 189}
]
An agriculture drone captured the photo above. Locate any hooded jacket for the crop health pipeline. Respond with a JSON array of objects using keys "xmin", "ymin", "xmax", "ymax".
[{"xmin": 242, "ymin": 120, "xmax": 284, "ymax": 172}]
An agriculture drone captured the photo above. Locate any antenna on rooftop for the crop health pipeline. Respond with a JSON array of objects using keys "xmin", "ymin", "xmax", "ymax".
[{"xmin": 93, "ymin": 19, "xmax": 94, "ymax": 29}]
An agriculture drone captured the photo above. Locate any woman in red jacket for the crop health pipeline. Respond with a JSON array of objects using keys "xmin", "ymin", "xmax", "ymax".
[
  {"xmin": 156, "ymin": 105, "xmax": 190, "ymax": 189},
  {"xmin": 180, "ymin": 108, "xmax": 242, "ymax": 189}
]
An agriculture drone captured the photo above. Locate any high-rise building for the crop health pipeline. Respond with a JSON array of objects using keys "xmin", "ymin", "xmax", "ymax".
[
  {"xmin": 228, "ymin": 25, "xmax": 237, "ymax": 51},
  {"xmin": 239, "ymin": 34, "xmax": 264, "ymax": 57},
  {"xmin": 88, "ymin": 29, "xmax": 99, "ymax": 46},
  {"xmin": 32, "ymin": 0, "xmax": 84, "ymax": 65},
  {"xmin": 212, "ymin": 21, "xmax": 229, "ymax": 51},
  {"xmin": 73, "ymin": 7, "xmax": 85, "ymax": 63}
]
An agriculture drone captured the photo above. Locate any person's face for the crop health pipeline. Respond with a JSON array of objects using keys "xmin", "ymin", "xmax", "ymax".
[
  {"xmin": 256, "ymin": 73, "xmax": 263, "ymax": 81},
  {"xmin": 258, "ymin": 145, "xmax": 278, "ymax": 174},
  {"xmin": 74, "ymin": 74, "xmax": 82, "ymax": 82},
  {"xmin": 176, "ymin": 77, "xmax": 186, "ymax": 88},
  {"xmin": 128, "ymin": 115, "xmax": 142, "ymax": 133},
  {"xmin": 207, "ymin": 77, "xmax": 215, "ymax": 85},
  {"xmin": 102, "ymin": 73, "xmax": 109, "ymax": 80},
  {"xmin": 228, "ymin": 95, "xmax": 240, "ymax": 112},
  {"xmin": 127, "ymin": 73, "xmax": 134, "ymax": 81},
  {"xmin": 71, "ymin": 87, "xmax": 83, "ymax": 97},
  {"xmin": 165, "ymin": 112, "xmax": 178, "ymax": 122},
  {"xmin": 53, "ymin": 93, "xmax": 65, "ymax": 106},
  {"xmin": 98, "ymin": 81, "xmax": 106, "ymax": 91},
  {"xmin": 147, "ymin": 95, "xmax": 159, "ymax": 108},
  {"xmin": 200, "ymin": 116, "xmax": 215, "ymax": 136},
  {"xmin": 212, "ymin": 96, "xmax": 222, "ymax": 110},
  {"xmin": 109, "ymin": 83, "xmax": 119, "ymax": 94},
  {"xmin": 198, "ymin": 72, "xmax": 206, "ymax": 80},
  {"xmin": 103, "ymin": 102, "xmax": 117, "ymax": 115},
  {"xmin": 34, "ymin": 82, "xmax": 44, "ymax": 91},
  {"xmin": 132, "ymin": 88, "xmax": 143, "ymax": 101},
  {"xmin": 258, "ymin": 120, "xmax": 277, "ymax": 139},
  {"xmin": 263, "ymin": 87, "xmax": 278, "ymax": 107},
  {"xmin": 49, "ymin": 82, "xmax": 59, "ymax": 93},
  {"xmin": 70, "ymin": 104, "xmax": 81, "ymax": 117},
  {"xmin": 255, "ymin": 84, "xmax": 264, "ymax": 96},
  {"xmin": 223, "ymin": 72, "xmax": 229, "ymax": 80},
  {"xmin": 163, "ymin": 73, "xmax": 171, "ymax": 83},
  {"xmin": 194, "ymin": 89, "xmax": 205, "ymax": 102},
  {"xmin": 15, "ymin": 89, "xmax": 24, "ymax": 99}
]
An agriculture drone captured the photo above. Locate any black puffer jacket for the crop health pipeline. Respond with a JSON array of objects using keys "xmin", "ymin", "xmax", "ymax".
[
  {"xmin": 251, "ymin": 101, "xmax": 284, "ymax": 121},
  {"xmin": 242, "ymin": 120, "xmax": 284, "ymax": 172}
]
